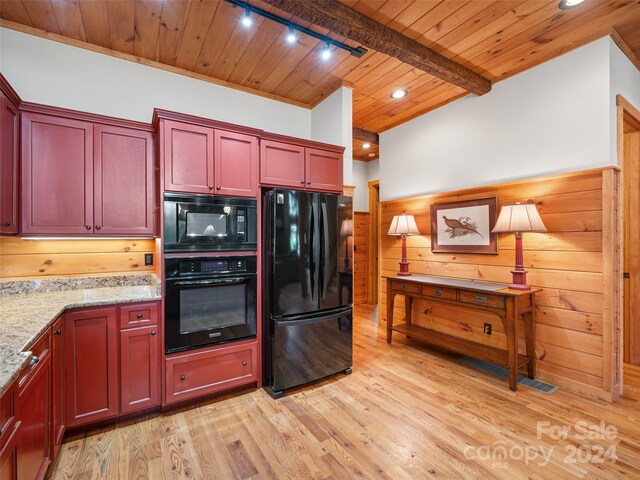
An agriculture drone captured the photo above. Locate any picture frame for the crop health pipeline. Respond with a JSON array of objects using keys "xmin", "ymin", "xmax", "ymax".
[{"xmin": 430, "ymin": 197, "xmax": 498, "ymax": 254}]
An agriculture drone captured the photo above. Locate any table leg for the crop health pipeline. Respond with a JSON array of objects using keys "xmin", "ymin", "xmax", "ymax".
[
  {"xmin": 505, "ymin": 297, "xmax": 518, "ymax": 391},
  {"xmin": 386, "ymin": 283, "xmax": 394, "ymax": 343},
  {"xmin": 524, "ymin": 295, "xmax": 536, "ymax": 379},
  {"xmin": 405, "ymin": 295, "xmax": 412, "ymax": 326}
]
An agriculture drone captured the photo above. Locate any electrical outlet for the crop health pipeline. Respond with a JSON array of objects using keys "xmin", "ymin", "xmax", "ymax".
[
  {"xmin": 484, "ymin": 323, "xmax": 492, "ymax": 335},
  {"xmin": 144, "ymin": 253, "xmax": 153, "ymax": 266}
]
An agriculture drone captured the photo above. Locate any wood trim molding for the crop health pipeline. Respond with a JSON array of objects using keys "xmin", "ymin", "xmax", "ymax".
[
  {"xmin": 0, "ymin": 19, "xmax": 312, "ymax": 110},
  {"xmin": 611, "ymin": 29, "xmax": 640, "ymax": 73},
  {"xmin": 0, "ymin": 72, "xmax": 21, "ymax": 107},
  {"xmin": 152, "ymin": 109, "xmax": 263, "ymax": 137},
  {"xmin": 617, "ymin": 95, "xmax": 640, "ymax": 131},
  {"xmin": 259, "ymin": 131, "xmax": 345, "ymax": 154},
  {"xmin": 20, "ymin": 102, "xmax": 154, "ymax": 131},
  {"xmin": 342, "ymin": 185, "xmax": 355, "ymax": 197},
  {"xmin": 260, "ymin": 0, "xmax": 491, "ymax": 96}
]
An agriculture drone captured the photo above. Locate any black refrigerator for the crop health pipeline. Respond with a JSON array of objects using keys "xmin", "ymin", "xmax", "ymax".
[{"xmin": 263, "ymin": 189, "xmax": 353, "ymax": 398}]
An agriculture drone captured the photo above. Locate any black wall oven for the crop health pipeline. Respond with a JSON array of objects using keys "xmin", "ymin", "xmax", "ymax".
[
  {"xmin": 164, "ymin": 193, "xmax": 257, "ymax": 252},
  {"xmin": 165, "ymin": 255, "xmax": 257, "ymax": 354}
]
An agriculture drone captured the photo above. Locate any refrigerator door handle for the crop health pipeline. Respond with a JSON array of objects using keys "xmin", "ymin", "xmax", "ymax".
[
  {"xmin": 275, "ymin": 309, "xmax": 351, "ymax": 327},
  {"xmin": 309, "ymin": 201, "xmax": 315, "ymax": 301},
  {"xmin": 320, "ymin": 198, "xmax": 330, "ymax": 300}
]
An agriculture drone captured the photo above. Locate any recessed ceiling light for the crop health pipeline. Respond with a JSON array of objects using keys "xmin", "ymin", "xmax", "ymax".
[
  {"xmin": 362, "ymin": 143, "xmax": 371, "ymax": 149},
  {"xmin": 368, "ymin": 153, "xmax": 376, "ymax": 157},
  {"xmin": 241, "ymin": 8, "xmax": 252, "ymax": 27},
  {"xmin": 286, "ymin": 27, "xmax": 296, "ymax": 44},
  {"xmin": 321, "ymin": 43, "xmax": 332, "ymax": 60},
  {"xmin": 390, "ymin": 89, "xmax": 408, "ymax": 99},
  {"xmin": 558, "ymin": 0, "xmax": 587, "ymax": 9}
]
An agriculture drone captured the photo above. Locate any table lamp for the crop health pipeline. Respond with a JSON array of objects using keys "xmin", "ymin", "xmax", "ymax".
[
  {"xmin": 387, "ymin": 212, "xmax": 420, "ymax": 276},
  {"xmin": 340, "ymin": 219, "xmax": 353, "ymax": 270},
  {"xmin": 491, "ymin": 202, "xmax": 547, "ymax": 290}
]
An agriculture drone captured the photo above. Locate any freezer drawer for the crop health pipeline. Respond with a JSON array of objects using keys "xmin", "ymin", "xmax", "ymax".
[{"xmin": 270, "ymin": 308, "xmax": 352, "ymax": 395}]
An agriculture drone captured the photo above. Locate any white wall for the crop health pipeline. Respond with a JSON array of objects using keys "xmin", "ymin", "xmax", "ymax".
[
  {"xmin": 609, "ymin": 38, "xmax": 640, "ymax": 163},
  {"xmin": 352, "ymin": 159, "xmax": 379, "ymax": 212},
  {"xmin": 380, "ymin": 37, "xmax": 613, "ymax": 201},
  {"xmin": 311, "ymin": 87, "xmax": 353, "ymax": 184},
  {"xmin": 0, "ymin": 27, "xmax": 311, "ymax": 138}
]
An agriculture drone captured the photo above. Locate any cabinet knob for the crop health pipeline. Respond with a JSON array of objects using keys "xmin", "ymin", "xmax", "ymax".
[
  {"xmin": 54, "ymin": 328, "xmax": 62, "ymax": 335},
  {"xmin": 95, "ymin": 225, "xmax": 101, "ymax": 230},
  {"xmin": 151, "ymin": 330, "xmax": 157, "ymax": 336},
  {"xmin": 300, "ymin": 180, "xmax": 305, "ymax": 184},
  {"xmin": 85, "ymin": 225, "xmax": 91, "ymax": 230},
  {"xmin": 28, "ymin": 355, "xmax": 40, "ymax": 367},
  {"xmin": 216, "ymin": 185, "xmax": 221, "ymax": 190},
  {"xmin": 242, "ymin": 361, "xmax": 247, "ymax": 366},
  {"xmin": 4, "ymin": 222, "xmax": 10, "ymax": 227},
  {"xmin": 180, "ymin": 375, "xmax": 186, "ymax": 381},
  {"xmin": 307, "ymin": 181, "xmax": 311, "ymax": 185},
  {"xmin": 137, "ymin": 313, "xmax": 143, "ymax": 319},
  {"xmin": 433, "ymin": 289, "xmax": 443, "ymax": 297},
  {"xmin": 209, "ymin": 185, "xmax": 214, "ymax": 190}
]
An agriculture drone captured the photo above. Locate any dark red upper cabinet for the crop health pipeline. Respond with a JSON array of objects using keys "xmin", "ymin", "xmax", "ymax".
[
  {"xmin": 305, "ymin": 148, "xmax": 343, "ymax": 193},
  {"xmin": 215, "ymin": 130, "xmax": 258, "ymax": 197},
  {"xmin": 163, "ymin": 120, "xmax": 214, "ymax": 194},
  {"xmin": 0, "ymin": 92, "xmax": 19, "ymax": 235},
  {"xmin": 94, "ymin": 125, "xmax": 154, "ymax": 235},
  {"xmin": 260, "ymin": 140, "xmax": 305, "ymax": 189},
  {"xmin": 21, "ymin": 113, "xmax": 94, "ymax": 235},
  {"xmin": 64, "ymin": 307, "xmax": 118, "ymax": 428}
]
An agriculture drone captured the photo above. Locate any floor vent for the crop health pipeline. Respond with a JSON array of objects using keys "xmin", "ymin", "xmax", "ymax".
[{"xmin": 458, "ymin": 356, "xmax": 559, "ymax": 394}]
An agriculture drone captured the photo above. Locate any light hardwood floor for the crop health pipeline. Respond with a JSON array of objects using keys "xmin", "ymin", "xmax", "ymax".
[{"xmin": 48, "ymin": 305, "xmax": 640, "ymax": 479}]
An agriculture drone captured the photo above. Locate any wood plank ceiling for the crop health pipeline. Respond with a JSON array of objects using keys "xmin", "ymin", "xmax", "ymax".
[{"xmin": 1, "ymin": 0, "xmax": 639, "ymax": 162}]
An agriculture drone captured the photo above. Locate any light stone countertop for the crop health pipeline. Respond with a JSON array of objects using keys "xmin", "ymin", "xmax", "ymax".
[{"xmin": 0, "ymin": 274, "xmax": 161, "ymax": 397}]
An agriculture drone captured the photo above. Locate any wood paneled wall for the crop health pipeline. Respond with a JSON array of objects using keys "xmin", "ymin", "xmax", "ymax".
[
  {"xmin": 380, "ymin": 168, "xmax": 620, "ymax": 398},
  {"xmin": 0, "ymin": 237, "xmax": 156, "ymax": 279},
  {"xmin": 353, "ymin": 212, "xmax": 368, "ymax": 304}
]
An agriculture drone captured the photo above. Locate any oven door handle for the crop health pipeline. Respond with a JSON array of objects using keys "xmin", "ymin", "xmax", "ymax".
[{"xmin": 173, "ymin": 278, "xmax": 249, "ymax": 287}]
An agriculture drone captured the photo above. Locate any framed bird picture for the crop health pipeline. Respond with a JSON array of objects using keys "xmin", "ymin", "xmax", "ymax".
[{"xmin": 430, "ymin": 197, "xmax": 498, "ymax": 254}]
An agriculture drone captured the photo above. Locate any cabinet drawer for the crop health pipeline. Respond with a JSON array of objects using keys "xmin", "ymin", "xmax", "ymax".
[
  {"xmin": 18, "ymin": 329, "xmax": 51, "ymax": 389},
  {"xmin": 421, "ymin": 286, "xmax": 457, "ymax": 300},
  {"xmin": 119, "ymin": 302, "xmax": 158, "ymax": 329},
  {"xmin": 459, "ymin": 291, "xmax": 505, "ymax": 308},
  {"xmin": 390, "ymin": 280, "xmax": 420, "ymax": 294},
  {"xmin": 165, "ymin": 340, "xmax": 257, "ymax": 406}
]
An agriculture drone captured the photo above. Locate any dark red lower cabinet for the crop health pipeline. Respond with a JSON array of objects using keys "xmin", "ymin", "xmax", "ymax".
[{"xmin": 120, "ymin": 325, "xmax": 160, "ymax": 414}]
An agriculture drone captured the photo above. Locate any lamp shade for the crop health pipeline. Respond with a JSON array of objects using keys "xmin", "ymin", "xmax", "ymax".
[
  {"xmin": 491, "ymin": 202, "xmax": 547, "ymax": 233},
  {"xmin": 340, "ymin": 219, "xmax": 353, "ymax": 236},
  {"xmin": 388, "ymin": 213, "xmax": 420, "ymax": 236}
]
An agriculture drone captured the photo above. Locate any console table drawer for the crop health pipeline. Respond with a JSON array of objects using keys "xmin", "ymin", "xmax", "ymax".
[
  {"xmin": 391, "ymin": 280, "xmax": 421, "ymax": 294},
  {"xmin": 421, "ymin": 286, "xmax": 456, "ymax": 300},
  {"xmin": 459, "ymin": 291, "xmax": 504, "ymax": 308}
]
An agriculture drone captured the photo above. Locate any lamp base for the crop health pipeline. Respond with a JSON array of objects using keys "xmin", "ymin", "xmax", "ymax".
[
  {"xmin": 509, "ymin": 268, "xmax": 530, "ymax": 290},
  {"xmin": 397, "ymin": 260, "xmax": 412, "ymax": 276}
]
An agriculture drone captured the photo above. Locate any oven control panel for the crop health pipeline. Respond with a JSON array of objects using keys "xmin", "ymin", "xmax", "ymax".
[{"xmin": 168, "ymin": 255, "xmax": 257, "ymax": 277}]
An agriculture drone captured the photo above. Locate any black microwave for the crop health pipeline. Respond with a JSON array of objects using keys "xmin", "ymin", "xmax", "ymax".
[{"xmin": 163, "ymin": 193, "xmax": 257, "ymax": 252}]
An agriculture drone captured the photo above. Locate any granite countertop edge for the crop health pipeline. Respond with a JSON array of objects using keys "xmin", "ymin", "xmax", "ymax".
[{"xmin": 0, "ymin": 282, "xmax": 161, "ymax": 397}]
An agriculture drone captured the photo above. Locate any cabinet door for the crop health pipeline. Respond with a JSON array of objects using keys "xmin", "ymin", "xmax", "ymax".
[
  {"xmin": 163, "ymin": 120, "xmax": 214, "ymax": 194},
  {"xmin": 17, "ymin": 352, "xmax": 51, "ymax": 480},
  {"xmin": 0, "ymin": 93, "xmax": 19, "ymax": 235},
  {"xmin": 21, "ymin": 113, "xmax": 93, "ymax": 234},
  {"xmin": 120, "ymin": 325, "xmax": 160, "ymax": 414},
  {"xmin": 0, "ymin": 420, "xmax": 19, "ymax": 480},
  {"xmin": 214, "ymin": 130, "xmax": 258, "ymax": 197},
  {"xmin": 51, "ymin": 317, "xmax": 64, "ymax": 461},
  {"xmin": 260, "ymin": 140, "xmax": 305, "ymax": 189},
  {"xmin": 305, "ymin": 148, "xmax": 343, "ymax": 193},
  {"xmin": 64, "ymin": 307, "xmax": 118, "ymax": 428},
  {"xmin": 94, "ymin": 125, "xmax": 154, "ymax": 235}
]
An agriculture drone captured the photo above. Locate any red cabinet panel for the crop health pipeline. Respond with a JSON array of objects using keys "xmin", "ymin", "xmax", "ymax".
[
  {"xmin": 305, "ymin": 148, "xmax": 343, "ymax": 193},
  {"xmin": 64, "ymin": 307, "xmax": 118, "ymax": 428},
  {"xmin": 0, "ymin": 420, "xmax": 19, "ymax": 480},
  {"xmin": 0, "ymin": 93, "xmax": 19, "ymax": 235},
  {"xmin": 163, "ymin": 120, "xmax": 214, "ymax": 194},
  {"xmin": 260, "ymin": 140, "xmax": 305, "ymax": 188},
  {"xmin": 16, "ymin": 339, "xmax": 51, "ymax": 480},
  {"xmin": 21, "ymin": 113, "xmax": 93, "ymax": 235},
  {"xmin": 120, "ymin": 325, "xmax": 160, "ymax": 414},
  {"xmin": 215, "ymin": 130, "xmax": 258, "ymax": 197},
  {"xmin": 51, "ymin": 317, "xmax": 64, "ymax": 460},
  {"xmin": 94, "ymin": 125, "xmax": 154, "ymax": 235},
  {"xmin": 118, "ymin": 302, "xmax": 158, "ymax": 329},
  {"xmin": 164, "ymin": 340, "xmax": 257, "ymax": 406}
]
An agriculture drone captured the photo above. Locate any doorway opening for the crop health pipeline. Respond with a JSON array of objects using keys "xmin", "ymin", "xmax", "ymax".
[
  {"xmin": 367, "ymin": 180, "xmax": 380, "ymax": 306},
  {"xmin": 620, "ymin": 95, "xmax": 640, "ymax": 399}
]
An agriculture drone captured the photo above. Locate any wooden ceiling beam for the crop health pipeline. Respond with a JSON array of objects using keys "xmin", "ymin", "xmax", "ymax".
[
  {"xmin": 353, "ymin": 127, "xmax": 379, "ymax": 145},
  {"xmin": 259, "ymin": 0, "xmax": 492, "ymax": 96}
]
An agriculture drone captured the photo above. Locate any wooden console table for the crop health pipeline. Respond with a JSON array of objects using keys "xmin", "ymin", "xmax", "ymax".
[{"xmin": 385, "ymin": 275, "xmax": 540, "ymax": 391}]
